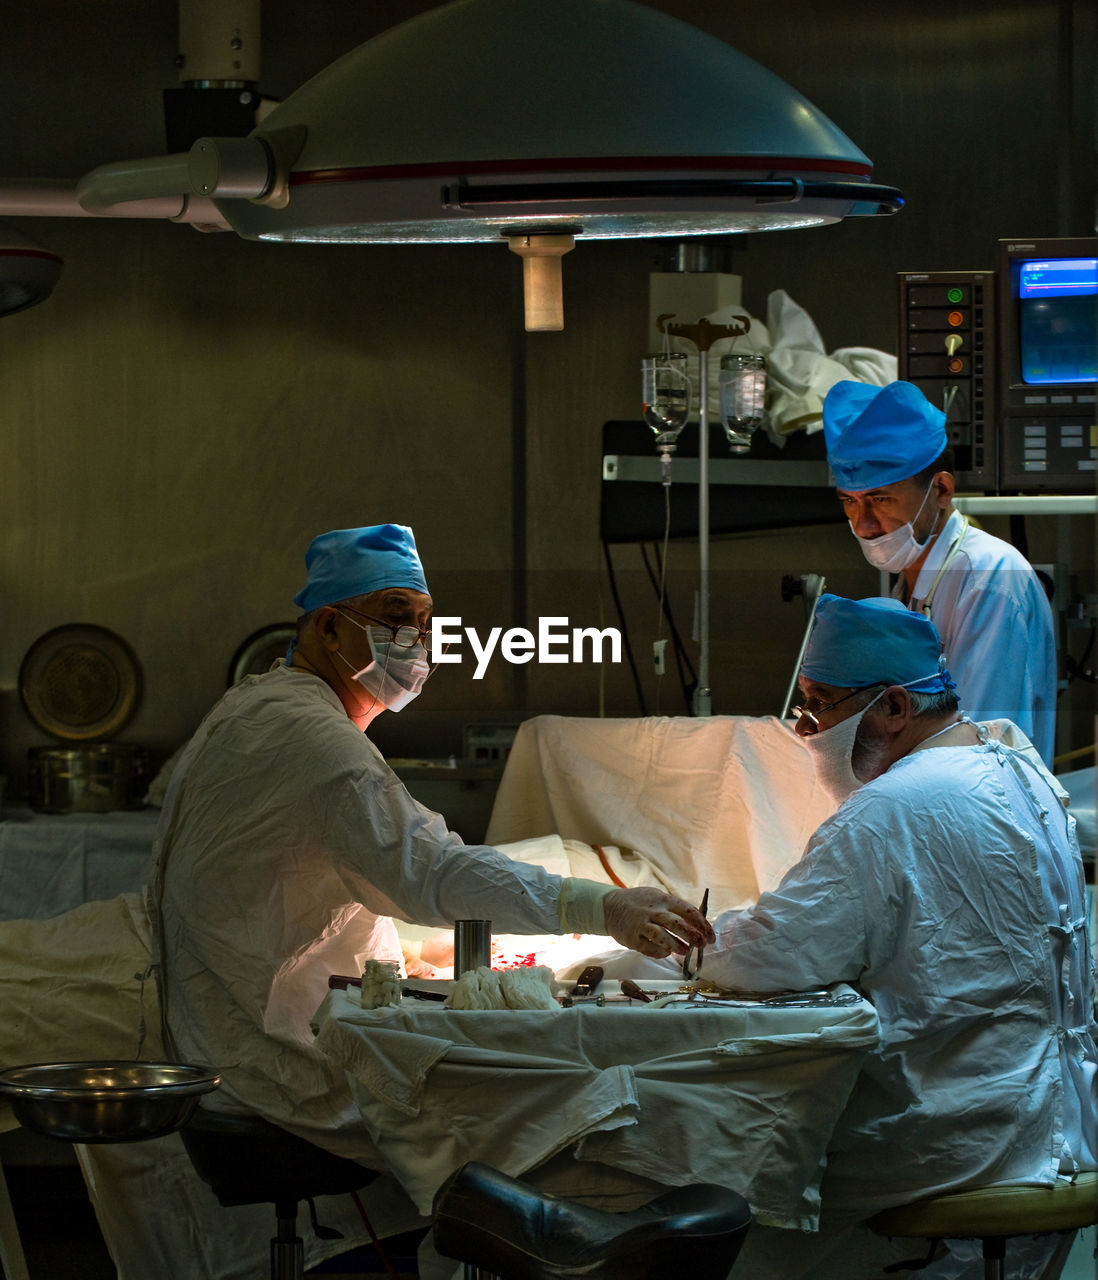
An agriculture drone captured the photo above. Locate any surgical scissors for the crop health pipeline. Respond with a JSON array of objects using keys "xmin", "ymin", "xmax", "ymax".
[{"xmin": 682, "ymin": 888, "xmax": 709, "ymax": 980}]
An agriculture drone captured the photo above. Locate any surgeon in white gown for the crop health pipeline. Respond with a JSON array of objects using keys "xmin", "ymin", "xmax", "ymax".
[
  {"xmin": 701, "ymin": 594, "xmax": 1096, "ymax": 1280},
  {"xmin": 823, "ymin": 380, "xmax": 1057, "ymax": 766},
  {"xmin": 147, "ymin": 523, "xmax": 711, "ymax": 1160}
]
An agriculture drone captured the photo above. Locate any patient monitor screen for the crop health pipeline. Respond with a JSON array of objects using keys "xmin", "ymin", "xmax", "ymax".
[{"xmin": 1017, "ymin": 255, "xmax": 1098, "ymax": 386}]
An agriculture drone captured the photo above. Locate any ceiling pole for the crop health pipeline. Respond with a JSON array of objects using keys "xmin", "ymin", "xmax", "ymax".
[{"xmin": 177, "ymin": 0, "xmax": 261, "ymax": 85}]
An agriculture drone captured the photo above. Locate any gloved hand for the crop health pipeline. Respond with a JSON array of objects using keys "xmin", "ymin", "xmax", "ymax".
[{"xmin": 602, "ymin": 887, "xmax": 715, "ymax": 959}]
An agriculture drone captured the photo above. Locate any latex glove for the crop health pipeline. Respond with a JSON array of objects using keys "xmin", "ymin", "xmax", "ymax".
[{"xmin": 602, "ymin": 887, "xmax": 715, "ymax": 959}]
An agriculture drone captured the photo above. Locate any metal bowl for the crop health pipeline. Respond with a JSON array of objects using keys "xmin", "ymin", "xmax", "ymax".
[{"xmin": 0, "ymin": 1060, "xmax": 220, "ymax": 1143}]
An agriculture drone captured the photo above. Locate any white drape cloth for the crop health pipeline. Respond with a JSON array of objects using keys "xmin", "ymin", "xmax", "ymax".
[
  {"xmin": 0, "ymin": 894, "xmax": 375, "ymax": 1279},
  {"xmin": 486, "ymin": 714, "xmax": 835, "ymax": 914},
  {"xmin": 313, "ymin": 986, "xmax": 880, "ymax": 1230}
]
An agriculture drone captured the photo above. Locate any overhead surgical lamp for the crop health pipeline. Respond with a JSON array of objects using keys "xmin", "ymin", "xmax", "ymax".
[
  {"xmin": 64, "ymin": 0, "xmax": 902, "ymax": 329},
  {"xmin": 0, "ymin": 224, "xmax": 62, "ymax": 317}
]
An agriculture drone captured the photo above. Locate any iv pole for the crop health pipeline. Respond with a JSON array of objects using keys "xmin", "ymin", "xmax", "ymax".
[{"xmin": 656, "ymin": 313, "xmax": 751, "ymax": 717}]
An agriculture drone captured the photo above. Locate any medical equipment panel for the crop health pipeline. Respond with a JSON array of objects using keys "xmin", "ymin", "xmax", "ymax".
[
  {"xmin": 898, "ymin": 269, "xmax": 997, "ymax": 490},
  {"xmin": 899, "ymin": 237, "xmax": 1098, "ymax": 494}
]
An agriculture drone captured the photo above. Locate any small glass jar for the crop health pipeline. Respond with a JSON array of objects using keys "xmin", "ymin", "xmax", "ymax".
[{"xmin": 360, "ymin": 959, "xmax": 402, "ymax": 1009}]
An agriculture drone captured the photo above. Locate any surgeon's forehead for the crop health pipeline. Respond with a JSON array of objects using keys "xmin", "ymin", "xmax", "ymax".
[
  {"xmin": 798, "ymin": 676, "xmax": 850, "ymax": 700},
  {"xmin": 836, "ymin": 481, "xmax": 900, "ymax": 500},
  {"xmin": 835, "ymin": 475, "xmax": 922, "ymax": 501},
  {"xmin": 360, "ymin": 587, "xmax": 433, "ymax": 614}
]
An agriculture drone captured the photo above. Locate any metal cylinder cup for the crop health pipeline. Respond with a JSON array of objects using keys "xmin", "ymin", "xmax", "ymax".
[{"xmin": 453, "ymin": 920, "xmax": 491, "ymax": 974}]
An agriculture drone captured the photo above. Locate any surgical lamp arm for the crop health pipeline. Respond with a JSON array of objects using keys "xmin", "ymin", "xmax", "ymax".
[
  {"xmin": 73, "ymin": 134, "xmax": 296, "ymax": 215},
  {"xmin": 76, "ymin": 153, "xmax": 197, "ymax": 213}
]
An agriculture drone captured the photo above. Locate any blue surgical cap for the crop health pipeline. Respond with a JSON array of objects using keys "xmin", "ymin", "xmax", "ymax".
[
  {"xmin": 801, "ymin": 594, "xmax": 954, "ymax": 694},
  {"xmin": 823, "ymin": 381, "xmax": 947, "ymax": 490},
  {"xmin": 293, "ymin": 524, "xmax": 429, "ymax": 612}
]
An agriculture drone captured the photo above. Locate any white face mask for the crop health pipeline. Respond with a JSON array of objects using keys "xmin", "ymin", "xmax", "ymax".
[
  {"xmin": 852, "ymin": 479, "xmax": 942, "ymax": 572},
  {"xmin": 337, "ymin": 618, "xmax": 430, "ymax": 713},
  {"xmin": 802, "ymin": 689, "xmax": 886, "ymax": 804}
]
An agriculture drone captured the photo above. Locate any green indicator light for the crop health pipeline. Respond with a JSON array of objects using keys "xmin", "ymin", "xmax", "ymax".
[{"xmin": 947, "ymin": 287, "xmax": 964, "ymax": 303}]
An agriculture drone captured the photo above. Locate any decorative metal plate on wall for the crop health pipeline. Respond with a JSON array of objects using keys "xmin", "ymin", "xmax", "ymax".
[{"xmin": 19, "ymin": 623, "xmax": 142, "ymax": 742}]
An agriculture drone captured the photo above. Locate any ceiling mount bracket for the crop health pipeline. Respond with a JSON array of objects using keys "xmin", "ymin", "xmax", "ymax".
[{"xmin": 507, "ymin": 234, "xmax": 575, "ymax": 332}]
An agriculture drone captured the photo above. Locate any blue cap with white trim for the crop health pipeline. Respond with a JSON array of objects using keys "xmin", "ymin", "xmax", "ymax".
[
  {"xmin": 802, "ymin": 594, "xmax": 954, "ymax": 693},
  {"xmin": 293, "ymin": 524, "xmax": 428, "ymax": 612},
  {"xmin": 823, "ymin": 380, "xmax": 947, "ymax": 490}
]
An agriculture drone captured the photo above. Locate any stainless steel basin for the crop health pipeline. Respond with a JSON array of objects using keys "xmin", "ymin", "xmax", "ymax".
[{"xmin": 0, "ymin": 1060, "xmax": 220, "ymax": 1143}]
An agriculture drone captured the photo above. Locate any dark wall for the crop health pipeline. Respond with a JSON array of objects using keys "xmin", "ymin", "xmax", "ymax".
[
  {"xmin": 0, "ymin": 0, "xmax": 1093, "ymax": 779},
  {"xmin": 646, "ymin": 0, "xmax": 1096, "ymax": 350}
]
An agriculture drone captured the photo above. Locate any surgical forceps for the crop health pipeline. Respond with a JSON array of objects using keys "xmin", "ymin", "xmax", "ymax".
[{"xmin": 682, "ymin": 888, "xmax": 709, "ymax": 980}]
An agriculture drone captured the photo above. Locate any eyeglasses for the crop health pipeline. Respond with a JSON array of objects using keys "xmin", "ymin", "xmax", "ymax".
[
  {"xmin": 340, "ymin": 607, "xmax": 430, "ymax": 650},
  {"xmin": 791, "ymin": 684, "xmax": 884, "ymax": 730}
]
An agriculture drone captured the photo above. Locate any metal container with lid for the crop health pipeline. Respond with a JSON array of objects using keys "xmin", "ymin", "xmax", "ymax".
[
  {"xmin": 27, "ymin": 743, "xmax": 149, "ymax": 813},
  {"xmin": 18, "ymin": 623, "xmax": 149, "ymax": 813}
]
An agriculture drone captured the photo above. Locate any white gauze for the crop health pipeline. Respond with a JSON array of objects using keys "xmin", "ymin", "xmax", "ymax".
[
  {"xmin": 498, "ymin": 966, "xmax": 558, "ymax": 1010},
  {"xmin": 444, "ymin": 965, "xmax": 559, "ymax": 1011}
]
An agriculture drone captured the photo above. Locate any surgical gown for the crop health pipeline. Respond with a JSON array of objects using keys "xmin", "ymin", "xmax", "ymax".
[
  {"xmin": 896, "ymin": 510, "xmax": 1057, "ymax": 766},
  {"xmin": 147, "ymin": 663, "xmax": 568, "ymax": 1154},
  {"xmin": 702, "ymin": 728, "xmax": 1097, "ymax": 1220}
]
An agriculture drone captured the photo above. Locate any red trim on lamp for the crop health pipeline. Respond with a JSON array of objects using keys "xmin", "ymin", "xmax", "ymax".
[{"xmin": 0, "ymin": 248, "xmax": 62, "ymax": 263}]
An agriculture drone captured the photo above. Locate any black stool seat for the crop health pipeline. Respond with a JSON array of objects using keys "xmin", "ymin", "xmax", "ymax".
[
  {"xmin": 181, "ymin": 1107, "xmax": 380, "ymax": 1280},
  {"xmin": 433, "ymin": 1161, "xmax": 752, "ymax": 1280},
  {"xmin": 181, "ymin": 1107, "xmax": 374, "ymax": 1206}
]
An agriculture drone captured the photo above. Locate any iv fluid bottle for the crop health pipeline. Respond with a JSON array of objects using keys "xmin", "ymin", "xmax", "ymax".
[
  {"xmin": 642, "ymin": 352, "xmax": 691, "ymax": 449},
  {"xmin": 719, "ymin": 353, "xmax": 766, "ymax": 453}
]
